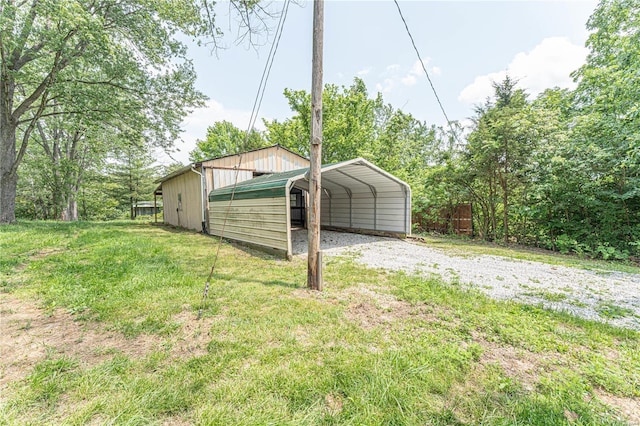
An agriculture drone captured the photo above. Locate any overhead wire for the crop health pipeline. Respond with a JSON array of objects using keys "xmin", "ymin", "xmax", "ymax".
[
  {"xmin": 392, "ymin": 0, "xmax": 461, "ymax": 144},
  {"xmin": 198, "ymin": 0, "xmax": 291, "ymax": 319}
]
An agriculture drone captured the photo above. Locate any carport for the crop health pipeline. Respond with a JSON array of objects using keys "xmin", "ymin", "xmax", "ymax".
[{"xmin": 208, "ymin": 158, "xmax": 411, "ymax": 259}]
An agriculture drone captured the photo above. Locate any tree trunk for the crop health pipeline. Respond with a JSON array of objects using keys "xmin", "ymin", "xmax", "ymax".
[
  {"xmin": 62, "ymin": 193, "xmax": 78, "ymax": 221},
  {"xmin": 489, "ymin": 172, "xmax": 497, "ymax": 241},
  {"xmin": 503, "ymin": 139, "xmax": 509, "ymax": 244},
  {"xmin": 0, "ymin": 92, "xmax": 18, "ymax": 224}
]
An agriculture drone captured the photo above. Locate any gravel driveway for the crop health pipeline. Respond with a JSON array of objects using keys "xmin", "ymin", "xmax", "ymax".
[{"xmin": 292, "ymin": 230, "xmax": 640, "ymax": 331}]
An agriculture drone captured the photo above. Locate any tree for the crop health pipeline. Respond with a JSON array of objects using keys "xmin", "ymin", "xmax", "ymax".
[
  {"xmin": 0, "ymin": 0, "xmax": 271, "ymax": 223},
  {"xmin": 463, "ymin": 77, "xmax": 535, "ymax": 242},
  {"xmin": 569, "ymin": 0, "xmax": 640, "ymax": 256},
  {"xmin": 265, "ymin": 78, "xmax": 381, "ymax": 163},
  {"xmin": 189, "ymin": 121, "xmax": 267, "ymax": 162},
  {"xmin": 108, "ymin": 144, "xmax": 159, "ymax": 220}
]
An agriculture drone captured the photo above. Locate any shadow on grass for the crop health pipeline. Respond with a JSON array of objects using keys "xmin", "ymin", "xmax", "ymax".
[{"xmin": 213, "ymin": 272, "xmax": 300, "ymax": 289}]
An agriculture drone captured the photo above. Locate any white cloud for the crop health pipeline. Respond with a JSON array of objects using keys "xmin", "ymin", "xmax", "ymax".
[
  {"xmin": 401, "ymin": 74, "xmax": 417, "ymax": 86},
  {"xmin": 357, "ymin": 67, "xmax": 372, "ymax": 76},
  {"xmin": 375, "ymin": 58, "xmax": 441, "ymax": 93},
  {"xmin": 376, "ymin": 78, "xmax": 396, "ymax": 94},
  {"xmin": 458, "ymin": 37, "xmax": 588, "ymax": 105},
  {"xmin": 409, "ymin": 59, "xmax": 426, "ymax": 76},
  {"xmin": 154, "ymin": 100, "xmax": 265, "ymax": 165}
]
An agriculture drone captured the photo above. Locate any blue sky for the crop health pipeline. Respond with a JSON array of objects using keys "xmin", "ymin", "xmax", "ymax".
[{"xmin": 160, "ymin": 0, "xmax": 598, "ymax": 164}]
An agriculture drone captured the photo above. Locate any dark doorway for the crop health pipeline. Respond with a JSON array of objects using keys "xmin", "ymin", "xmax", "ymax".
[{"xmin": 290, "ymin": 188, "xmax": 306, "ymax": 228}]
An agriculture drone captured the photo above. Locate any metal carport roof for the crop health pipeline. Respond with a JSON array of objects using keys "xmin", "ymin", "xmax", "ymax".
[
  {"xmin": 208, "ymin": 158, "xmax": 410, "ymax": 202},
  {"xmin": 208, "ymin": 157, "xmax": 412, "ymax": 236}
]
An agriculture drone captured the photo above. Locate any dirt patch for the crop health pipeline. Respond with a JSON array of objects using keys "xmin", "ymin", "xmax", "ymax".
[
  {"xmin": 170, "ymin": 309, "xmax": 220, "ymax": 358},
  {"xmin": 292, "ymin": 284, "xmax": 446, "ymax": 331},
  {"xmin": 473, "ymin": 342, "xmax": 639, "ymax": 425},
  {"xmin": 30, "ymin": 247, "xmax": 67, "ymax": 260},
  {"xmin": 324, "ymin": 393, "xmax": 344, "ymax": 416},
  {"xmin": 0, "ymin": 295, "xmax": 220, "ymax": 391},
  {"xmin": 342, "ymin": 286, "xmax": 442, "ymax": 330},
  {"xmin": 477, "ymin": 343, "xmax": 549, "ymax": 391},
  {"xmin": 0, "ymin": 294, "xmax": 162, "ymax": 388},
  {"xmin": 594, "ymin": 389, "xmax": 640, "ymax": 426}
]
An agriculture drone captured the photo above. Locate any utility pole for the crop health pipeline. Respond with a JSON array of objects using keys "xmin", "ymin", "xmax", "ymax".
[{"xmin": 308, "ymin": 0, "xmax": 323, "ymax": 291}]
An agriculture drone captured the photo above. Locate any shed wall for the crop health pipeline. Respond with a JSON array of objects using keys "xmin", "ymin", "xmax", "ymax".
[
  {"xmin": 203, "ymin": 169, "xmax": 254, "ymax": 193},
  {"xmin": 321, "ymin": 189, "xmax": 409, "ymax": 234},
  {"xmin": 162, "ymin": 171, "xmax": 203, "ymax": 231},
  {"xmin": 209, "ymin": 197, "xmax": 289, "ymax": 254},
  {"xmin": 204, "ymin": 147, "xmax": 309, "ymax": 172}
]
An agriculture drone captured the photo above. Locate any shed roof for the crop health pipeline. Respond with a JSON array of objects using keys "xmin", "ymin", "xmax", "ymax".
[
  {"xmin": 154, "ymin": 144, "xmax": 308, "ymax": 185},
  {"xmin": 208, "ymin": 158, "xmax": 410, "ymax": 202}
]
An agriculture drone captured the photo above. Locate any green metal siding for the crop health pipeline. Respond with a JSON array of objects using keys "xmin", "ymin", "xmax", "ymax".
[
  {"xmin": 209, "ymin": 185, "xmax": 287, "ymax": 202},
  {"xmin": 207, "ymin": 168, "xmax": 307, "ymax": 202}
]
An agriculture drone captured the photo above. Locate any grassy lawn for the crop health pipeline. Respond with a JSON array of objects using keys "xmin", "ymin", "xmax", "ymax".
[{"xmin": 1, "ymin": 222, "xmax": 639, "ymax": 425}]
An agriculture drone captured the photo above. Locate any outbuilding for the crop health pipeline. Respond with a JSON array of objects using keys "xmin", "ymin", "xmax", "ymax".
[
  {"xmin": 154, "ymin": 145, "xmax": 309, "ymax": 232},
  {"xmin": 208, "ymin": 158, "xmax": 411, "ymax": 258}
]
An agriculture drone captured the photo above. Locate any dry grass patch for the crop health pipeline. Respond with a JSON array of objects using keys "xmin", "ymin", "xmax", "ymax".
[
  {"xmin": 0, "ymin": 294, "xmax": 221, "ymax": 392},
  {"xmin": 594, "ymin": 389, "xmax": 640, "ymax": 425},
  {"xmin": 0, "ymin": 294, "xmax": 160, "ymax": 388}
]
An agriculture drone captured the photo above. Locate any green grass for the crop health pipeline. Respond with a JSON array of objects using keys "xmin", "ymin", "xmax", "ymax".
[
  {"xmin": 415, "ymin": 234, "xmax": 640, "ymax": 274},
  {"xmin": 596, "ymin": 303, "xmax": 635, "ymax": 320},
  {"xmin": 1, "ymin": 221, "xmax": 639, "ymax": 425}
]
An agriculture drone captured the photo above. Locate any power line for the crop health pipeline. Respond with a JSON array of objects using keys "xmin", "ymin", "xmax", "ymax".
[
  {"xmin": 198, "ymin": 0, "xmax": 291, "ymax": 319},
  {"xmin": 392, "ymin": 0, "xmax": 460, "ymax": 142},
  {"xmin": 246, "ymin": 0, "xmax": 291, "ymax": 134}
]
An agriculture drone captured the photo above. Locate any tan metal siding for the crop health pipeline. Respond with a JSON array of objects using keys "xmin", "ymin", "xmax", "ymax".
[
  {"xmin": 209, "ymin": 197, "xmax": 289, "ymax": 254},
  {"xmin": 202, "ymin": 146, "xmax": 309, "ymax": 172},
  {"xmin": 212, "ymin": 169, "xmax": 253, "ymax": 189},
  {"xmin": 162, "ymin": 171, "xmax": 203, "ymax": 231}
]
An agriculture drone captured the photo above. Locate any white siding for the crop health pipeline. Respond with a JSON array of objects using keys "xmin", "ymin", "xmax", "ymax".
[{"xmin": 320, "ymin": 187, "xmax": 409, "ymax": 234}]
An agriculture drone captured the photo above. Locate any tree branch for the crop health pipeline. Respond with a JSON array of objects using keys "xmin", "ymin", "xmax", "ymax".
[
  {"xmin": 35, "ymin": 120, "xmax": 53, "ymax": 158},
  {"xmin": 9, "ymin": 0, "xmax": 39, "ymax": 70},
  {"xmin": 12, "ymin": 29, "xmax": 83, "ymax": 120},
  {"xmin": 58, "ymin": 78, "xmax": 149, "ymax": 95},
  {"xmin": 12, "ymin": 89, "xmax": 48, "ymax": 175},
  {"xmin": 17, "ymin": 108, "xmax": 116, "ymax": 124}
]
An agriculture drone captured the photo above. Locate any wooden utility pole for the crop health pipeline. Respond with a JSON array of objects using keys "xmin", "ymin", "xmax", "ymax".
[{"xmin": 308, "ymin": 0, "xmax": 323, "ymax": 291}]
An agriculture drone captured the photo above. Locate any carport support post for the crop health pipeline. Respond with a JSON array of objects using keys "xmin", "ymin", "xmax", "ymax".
[{"xmin": 308, "ymin": 0, "xmax": 323, "ymax": 291}]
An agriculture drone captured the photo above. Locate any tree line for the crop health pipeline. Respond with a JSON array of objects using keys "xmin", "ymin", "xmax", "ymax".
[
  {"xmin": 1, "ymin": 0, "xmax": 273, "ymax": 222},
  {"xmin": 4, "ymin": 0, "xmax": 638, "ymax": 259}
]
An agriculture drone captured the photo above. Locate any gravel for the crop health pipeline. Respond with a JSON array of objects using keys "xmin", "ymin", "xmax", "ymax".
[{"xmin": 292, "ymin": 230, "xmax": 640, "ymax": 331}]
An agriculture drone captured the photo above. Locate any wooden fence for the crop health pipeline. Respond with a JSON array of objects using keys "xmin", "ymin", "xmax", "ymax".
[{"xmin": 413, "ymin": 203, "xmax": 473, "ymax": 236}]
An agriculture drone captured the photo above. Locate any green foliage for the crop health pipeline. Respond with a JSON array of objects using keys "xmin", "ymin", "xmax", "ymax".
[
  {"xmin": 107, "ymin": 144, "xmax": 162, "ymax": 220},
  {"xmin": 265, "ymin": 77, "xmax": 445, "ymax": 203},
  {"xmin": 408, "ymin": 1, "xmax": 639, "ymax": 260},
  {"xmin": 189, "ymin": 121, "xmax": 268, "ymax": 162},
  {"xmin": 1, "ymin": 0, "xmax": 275, "ymax": 222},
  {"xmin": 265, "ymin": 78, "xmax": 381, "ymax": 163},
  {"xmin": 425, "ymin": 65, "xmax": 639, "ymax": 258}
]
